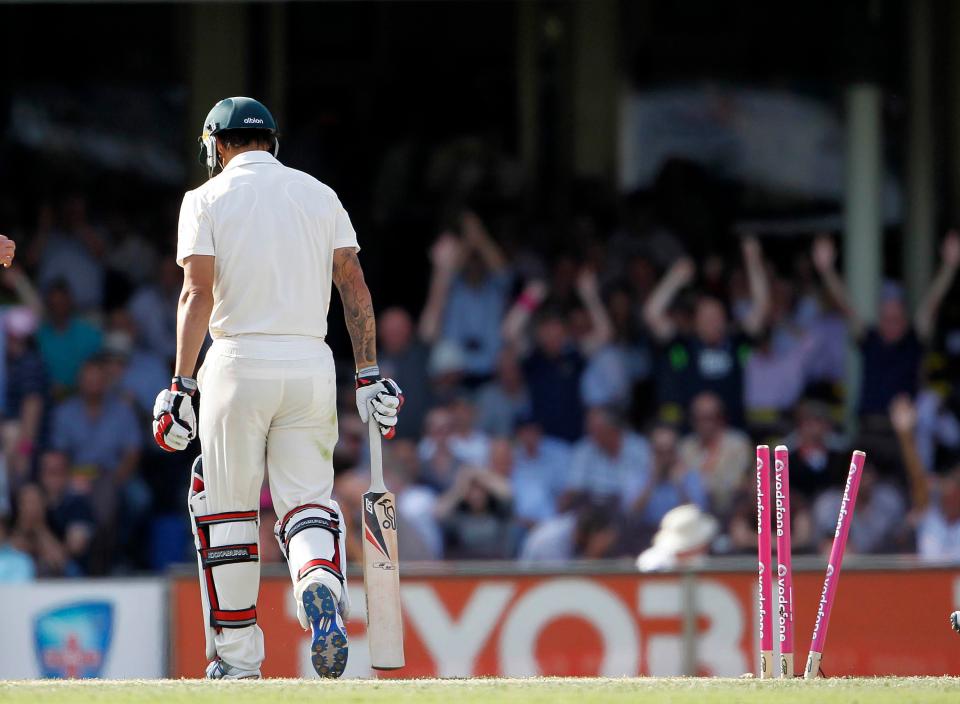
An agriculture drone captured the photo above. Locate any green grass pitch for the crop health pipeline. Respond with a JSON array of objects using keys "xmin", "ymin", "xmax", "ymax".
[{"xmin": 2, "ymin": 678, "xmax": 960, "ymax": 704}]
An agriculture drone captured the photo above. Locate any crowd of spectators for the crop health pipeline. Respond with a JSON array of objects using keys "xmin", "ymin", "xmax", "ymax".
[{"xmin": 2, "ymin": 189, "xmax": 960, "ymax": 581}]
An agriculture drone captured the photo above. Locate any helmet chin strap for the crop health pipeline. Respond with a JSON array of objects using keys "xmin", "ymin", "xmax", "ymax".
[{"xmin": 204, "ymin": 133, "xmax": 219, "ymax": 179}]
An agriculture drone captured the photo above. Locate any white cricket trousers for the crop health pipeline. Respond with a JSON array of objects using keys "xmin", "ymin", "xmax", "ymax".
[{"xmin": 194, "ymin": 336, "xmax": 344, "ymax": 672}]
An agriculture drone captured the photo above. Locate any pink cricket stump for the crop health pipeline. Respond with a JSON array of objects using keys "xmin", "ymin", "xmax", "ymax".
[
  {"xmin": 774, "ymin": 445, "xmax": 794, "ymax": 678},
  {"xmin": 804, "ymin": 449, "xmax": 866, "ymax": 679},
  {"xmin": 756, "ymin": 445, "xmax": 773, "ymax": 678}
]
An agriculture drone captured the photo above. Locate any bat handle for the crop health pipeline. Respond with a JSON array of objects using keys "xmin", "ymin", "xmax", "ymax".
[{"xmin": 367, "ymin": 413, "xmax": 386, "ymax": 493}]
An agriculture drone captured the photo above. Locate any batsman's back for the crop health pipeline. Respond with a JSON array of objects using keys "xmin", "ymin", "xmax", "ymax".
[{"xmin": 176, "ymin": 151, "xmax": 360, "ymax": 342}]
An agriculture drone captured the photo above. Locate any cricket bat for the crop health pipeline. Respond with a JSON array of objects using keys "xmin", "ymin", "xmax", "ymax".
[{"xmin": 361, "ymin": 416, "xmax": 405, "ymax": 670}]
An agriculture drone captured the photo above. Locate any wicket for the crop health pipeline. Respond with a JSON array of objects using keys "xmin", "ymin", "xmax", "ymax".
[
  {"xmin": 804, "ymin": 449, "xmax": 866, "ymax": 679},
  {"xmin": 774, "ymin": 445, "xmax": 794, "ymax": 678},
  {"xmin": 755, "ymin": 445, "xmax": 773, "ymax": 678},
  {"xmin": 756, "ymin": 445, "xmax": 865, "ymax": 680}
]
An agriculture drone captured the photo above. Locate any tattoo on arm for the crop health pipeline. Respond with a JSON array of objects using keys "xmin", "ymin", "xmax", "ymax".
[{"xmin": 332, "ymin": 248, "xmax": 377, "ymax": 369}]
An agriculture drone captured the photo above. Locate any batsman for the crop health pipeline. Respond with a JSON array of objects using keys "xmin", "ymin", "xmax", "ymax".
[{"xmin": 152, "ymin": 97, "xmax": 403, "ymax": 679}]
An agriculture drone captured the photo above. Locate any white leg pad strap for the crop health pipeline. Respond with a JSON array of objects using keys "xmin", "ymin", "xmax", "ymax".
[
  {"xmin": 275, "ymin": 499, "xmax": 350, "ymax": 627},
  {"xmin": 188, "ymin": 456, "xmax": 261, "ymax": 660}
]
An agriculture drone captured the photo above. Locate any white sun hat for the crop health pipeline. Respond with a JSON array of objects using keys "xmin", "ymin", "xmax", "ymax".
[{"xmin": 636, "ymin": 503, "xmax": 719, "ymax": 572}]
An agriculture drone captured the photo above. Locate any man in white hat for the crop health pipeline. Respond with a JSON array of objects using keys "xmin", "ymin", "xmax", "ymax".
[{"xmin": 636, "ymin": 504, "xmax": 718, "ymax": 572}]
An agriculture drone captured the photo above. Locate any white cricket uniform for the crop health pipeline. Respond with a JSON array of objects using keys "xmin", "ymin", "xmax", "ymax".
[{"xmin": 177, "ymin": 150, "xmax": 357, "ymax": 672}]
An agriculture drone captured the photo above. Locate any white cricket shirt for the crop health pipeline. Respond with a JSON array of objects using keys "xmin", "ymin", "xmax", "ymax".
[{"xmin": 176, "ymin": 151, "xmax": 359, "ymax": 344}]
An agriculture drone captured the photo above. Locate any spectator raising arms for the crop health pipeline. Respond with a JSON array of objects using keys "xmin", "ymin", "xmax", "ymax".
[
  {"xmin": 643, "ymin": 236, "xmax": 769, "ymax": 425},
  {"xmin": 501, "ymin": 266, "xmax": 613, "ymax": 443},
  {"xmin": 419, "ymin": 212, "xmax": 510, "ymax": 386},
  {"xmin": 811, "ymin": 235, "xmax": 923, "ymax": 418}
]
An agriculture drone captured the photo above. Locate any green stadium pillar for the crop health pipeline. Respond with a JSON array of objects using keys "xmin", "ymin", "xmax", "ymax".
[
  {"xmin": 844, "ymin": 83, "xmax": 883, "ymax": 323},
  {"xmin": 843, "ymin": 83, "xmax": 883, "ymax": 431},
  {"xmin": 571, "ymin": 0, "xmax": 619, "ymax": 181},
  {"xmin": 186, "ymin": 3, "xmax": 250, "ymax": 183},
  {"xmin": 905, "ymin": 0, "xmax": 935, "ymax": 310}
]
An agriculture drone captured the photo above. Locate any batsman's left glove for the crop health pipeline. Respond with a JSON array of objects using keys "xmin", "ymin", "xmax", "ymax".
[
  {"xmin": 355, "ymin": 366, "xmax": 403, "ymax": 439},
  {"xmin": 153, "ymin": 376, "xmax": 198, "ymax": 452},
  {"xmin": 951, "ymin": 611, "xmax": 960, "ymax": 635}
]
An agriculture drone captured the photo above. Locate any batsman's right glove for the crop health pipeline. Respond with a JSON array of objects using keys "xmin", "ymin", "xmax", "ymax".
[
  {"xmin": 355, "ymin": 366, "xmax": 403, "ymax": 439},
  {"xmin": 153, "ymin": 376, "xmax": 198, "ymax": 452},
  {"xmin": 951, "ymin": 611, "xmax": 960, "ymax": 635}
]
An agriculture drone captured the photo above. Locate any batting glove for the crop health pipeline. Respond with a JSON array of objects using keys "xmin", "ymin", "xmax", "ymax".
[
  {"xmin": 153, "ymin": 376, "xmax": 198, "ymax": 452},
  {"xmin": 355, "ymin": 366, "xmax": 403, "ymax": 439},
  {"xmin": 951, "ymin": 611, "xmax": 960, "ymax": 635}
]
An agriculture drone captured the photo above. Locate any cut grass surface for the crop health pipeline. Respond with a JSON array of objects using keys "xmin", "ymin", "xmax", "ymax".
[{"xmin": 2, "ymin": 677, "xmax": 960, "ymax": 704}]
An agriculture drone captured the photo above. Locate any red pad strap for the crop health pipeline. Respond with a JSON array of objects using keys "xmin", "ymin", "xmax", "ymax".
[
  {"xmin": 278, "ymin": 503, "xmax": 337, "ymax": 532},
  {"xmin": 298, "ymin": 558, "xmax": 342, "ymax": 583},
  {"xmin": 211, "ymin": 606, "xmax": 257, "ymax": 629}
]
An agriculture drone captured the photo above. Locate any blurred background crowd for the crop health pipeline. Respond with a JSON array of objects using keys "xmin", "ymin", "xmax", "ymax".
[
  {"xmin": 1, "ymin": 194, "xmax": 959, "ymax": 579},
  {"xmin": 2, "ymin": 0, "xmax": 960, "ymax": 580}
]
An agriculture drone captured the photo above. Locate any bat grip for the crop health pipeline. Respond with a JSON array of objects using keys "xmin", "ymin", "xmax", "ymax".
[{"xmin": 367, "ymin": 411, "xmax": 386, "ymax": 493}]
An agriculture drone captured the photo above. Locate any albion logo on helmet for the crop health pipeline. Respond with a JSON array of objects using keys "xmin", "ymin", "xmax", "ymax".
[{"xmin": 243, "ymin": 117, "xmax": 264, "ymax": 124}]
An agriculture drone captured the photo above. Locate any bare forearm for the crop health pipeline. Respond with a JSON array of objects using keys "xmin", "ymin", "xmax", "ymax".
[
  {"xmin": 175, "ymin": 289, "xmax": 213, "ymax": 378},
  {"xmin": 743, "ymin": 252, "xmax": 770, "ymax": 335},
  {"xmin": 503, "ymin": 281, "xmax": 546, "ymax": 346},
  {"xmin": 333, "ymin": 249, "xmax": 378, "ymax": 370},
  {"xmin": 896, "ymin": 428, "xmax": 929, "ymax": 510},
  {"xmin": 643, "ymin": 273, "xmax": 684, "ymax": 340},
  {"xmin": 819, "ymin": 266, "xmax": 860, "ymax": 330},
  {"xmin": 916, "ymin": 263, "xmax": 959, "ymax": 340},
  {"xmin": 418, "ymin": 268, "xmax": 454, "ymax": 343},
  {"xmin": 580, "ymin": 290, "xmax": 614, "ymax": 351}
]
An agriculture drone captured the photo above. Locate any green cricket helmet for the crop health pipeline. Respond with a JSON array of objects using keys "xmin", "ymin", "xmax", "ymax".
[{"xmin": 198, "ymin": 97, "xmax": 279, "ymax": 177}]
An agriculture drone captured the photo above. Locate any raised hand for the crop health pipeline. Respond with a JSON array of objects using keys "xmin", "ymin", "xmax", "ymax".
[
  {"xmin": 812, "ymin": 235, "xmax": 837, "ymax": 273},
  {"xmin": 575, "ymin": 267, "xmax": 600, "ymax": 299},
  {"xmin": 430, "ymin": 233, "xmax": 462, "ymax": 273},
  {"xmin": 670, "ymin": 257, "xmax": 696, "ymax": 286},
  {"xmin": 741, "ymin": 234, "xmax": 762, "ymax": 263},
  {"xmin": 889, "ymin": 394, "xmax": 917, "ymax": 434},
  {"xmin": 0, "ymin": 234, "xmax": 16, "ymax": 268}
]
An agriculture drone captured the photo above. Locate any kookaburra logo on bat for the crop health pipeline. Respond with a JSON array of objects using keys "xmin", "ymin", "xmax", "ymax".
[{"xmin": 377, "ymin": 497, "xmax": 397, "ymax": 531}]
